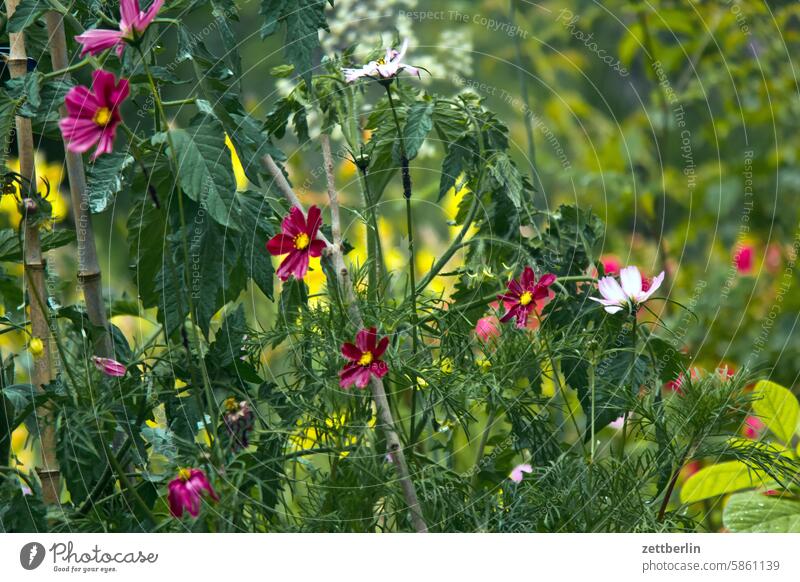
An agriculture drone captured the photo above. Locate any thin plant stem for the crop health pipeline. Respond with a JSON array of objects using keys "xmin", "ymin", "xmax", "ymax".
[
  {"xmin": 383, "ymin": 84, "xmax": 419, "ymax": 353},
  {"xmin": 263, "ymin": 153, "xmax": 428, "ymax": 533},
  {"xmin": 136, "ymin": 47, "xmax": 222, "ymax": 465}
]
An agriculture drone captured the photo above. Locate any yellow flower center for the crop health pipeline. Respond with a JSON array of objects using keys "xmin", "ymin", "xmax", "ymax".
[
  {"xmin": 358, "ymin": 352, "xmax": 373, "ymax": 366},
  {"xmin": 177, "ymin": 467, "xmax": 192, "ymax": 481},
  {"xmin": 294, "ymin": 232, "xmax": 310, "ymax": 250},
  {"xmin": 376, "ymin": 57, "xmax": 386, "ymax": 65},
  {"xmin": 93, "ymin": 107, "xmax": 112, "ymax": 126},
  {"xmin": 519, "ymin": 291, "xmax": 533, "ymax": 306},
  {"xmin": 223, "ymin": 397, "xmax": 237, "ymax": 412}
]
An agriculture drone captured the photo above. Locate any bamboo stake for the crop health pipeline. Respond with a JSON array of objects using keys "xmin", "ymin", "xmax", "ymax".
[
  {"xmin": 5, "ymin": 0, "xmax": 60, "ymax": 504},
  {"xmin": 44, "ymin": 11, "xmax": 113, "ymax": 357},
  {"xmin": 264, "ymin": 148, "xmax": 428, "ymax": 532}
]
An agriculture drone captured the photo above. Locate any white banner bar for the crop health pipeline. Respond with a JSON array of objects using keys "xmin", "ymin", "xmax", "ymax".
[{"xmin": 2, "ymin": 533, "xmax": 799, "ymax": 581}]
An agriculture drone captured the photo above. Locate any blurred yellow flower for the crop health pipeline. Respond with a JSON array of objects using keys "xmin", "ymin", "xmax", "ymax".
[
  {"xmin": 476, "ymin": 357, "xmax": 492, "ymax": 373},
  {"xmin": 225, "ymin": 135, "xmax": 249, "ymax": 191},
  {"xmin": 28, "ymin": 337, "xmax": 44, "ymax": 358},
  {"xmin": 3, "ymin": 154, "xmax": 68, "ymax": 224},
  {"xmin": 439, "ymin": 357, "xmax": 454, "ymax": 374}
]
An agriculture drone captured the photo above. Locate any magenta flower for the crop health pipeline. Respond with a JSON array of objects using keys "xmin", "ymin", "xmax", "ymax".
[
  {"xmin": 266, "ymin": 205, "xmax": 326, "ymax": 281},
  {"xmin": 743, "ymin": 416, "xmax": 765, "ymax": 440},
  {"xmin": 59, "ymin": 70, "xmax": 129, "ymax": 160},
  {"xmin": 339, "ymin": 328, "xmax": 390, "ymax": 390},
  {"xmin": 75, "ymin": 0, "xmax": 164, "ymax": 57},
  {"xmin": 734, "ymin": 244, "xmax": 754, "ymax": 274},
  {"xmin": 498, "ymin": 267, "xmax": 556, "ymax": 328},
  {"xmin": 92, "ymin": 355, "xmax": 126, "ymax": 377},
  {"xmin": 590, "ymin": 265, "xmax": 665, "ymax": 314},
  {"xmin": 475, "ymin": 316, "xmax": 500, "ymax": 343},
  {"xmin": 509, "ymin": 463, "xmax": 533, "ymax": 483},
  {"xmin": 167, "ymin": 468, "xmax": 219, "ymax": 518},
  {"xmin": 600, "ymin": 255, "xmax": 621, "ymax": 275},
  {"xmin": 342, "ymin": 39, "xmax": 421, "ymax": 83}
]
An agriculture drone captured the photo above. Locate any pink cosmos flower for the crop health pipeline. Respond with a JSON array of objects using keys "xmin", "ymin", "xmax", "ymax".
[
  {"xmin": 167, "ymin": 468, "xmax": 219, "ymax": 518},
  {"xmin": 475, "ymin": 316, "xmax": 500, "ymax": 343},
  {"xmin": 664, "ymin": 367, "xmax": 700, "ymax": 396},
  {"xmin": 498, "ymin": 267, "xmax": 556, "ymax": 328},
  {"xmin": 339, "ymin": 328, "xmax": 389, "ymax": 390},
  {"xmin": 509, "ymin": 463, "xmax": 533, "ymax": 483},
  {"xmin": 590, "ymin": 265, "xmax": 665, "ymax": 314},
  {"xmin": 342, "ymin": 38, "xmax": 421, "ymax": 83},
  {"xmin": 92, "ymin": 355, "xmax": 126, "ymax": 377},
  {"xmin": 266, "ymin": 205, "xmax": 326, "ymax": 281},
  {"xmin": 600, "ymin": 255, "xmax": 622, "ymax": 276},
  {"xmin": 743, "ymin": 416, "xmax": 765, "ymax": 439},
  {"xmin": 734, "ymin": 243, "xmax": 754, "ymax": 275},
  {"xmin": 59, "ymin": 70, "xmax": 129, "ymax": 160},
  {"xmin": 766, "ymin": 243, "xmax": 782, "ymax": 274},
  {"xmin": 75, "ymin": 0, "xmax": 164, "ymax": 57}
]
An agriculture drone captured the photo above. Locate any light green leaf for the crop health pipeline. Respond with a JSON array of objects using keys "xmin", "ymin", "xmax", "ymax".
[
  {"xmin": 752, "ymin": 380, "xmax": 799, "ymax": 444},
  {"xmin": 723, "ymin": 491, "xmax": 800, "ymax": 533},
  {"xmin": 680, "ymin": 461, "xmax": 769, "ymax": 504}
]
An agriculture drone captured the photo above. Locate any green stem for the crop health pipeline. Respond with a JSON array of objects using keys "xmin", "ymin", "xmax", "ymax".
[
  {"xmin": 106, "ymin": 444, "xmax": 157, "ymax": 524},
  {"xmin": 589, "ymin": 360, "xmax": 596, "ymax": 462},
  {"xmin": 43, "ymin": 58, "xmax": 91, "ymax": 79},
  {"xmin": 384, "ymin": 84, "xmax": 419, "ymax": 354},
  {"xmin": 619, "ymin": 313, "xmax": 638, "ymax": 460},
  {"xmin": 536, "ymin": 311, "xmax": 584, "ymax": 451},
  {"xmin": 137, "ymin": 48, "xmax": 221, "ymax": 464}
]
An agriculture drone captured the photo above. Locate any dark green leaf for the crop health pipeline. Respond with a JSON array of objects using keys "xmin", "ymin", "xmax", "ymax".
[{"xmin": 86, "ymin": 153, "xmax": 135, "ymax": 214}]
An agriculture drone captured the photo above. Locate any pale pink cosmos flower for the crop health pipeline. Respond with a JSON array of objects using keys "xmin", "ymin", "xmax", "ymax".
[
  {"xmin": 92, "ymin": 356, "xmax": 127, "ymax": 377},
  {"xmin": 590, "ymin": 265, "xmax": 665, "ymax": 314},
  {"xmin": 743, "ymin": 416, "xmax": 765, "ymax": 439},
  {"xmin": 75, "ymin": 0, "xmax": 164, "ymax": 57},
  {"xmin": 59, "ymin": 70, "xmax": 129, "ymax": 160},
  {"xmin": 475, "ymin": 316, "xmax": 500, "ymax": 343},
  {"xmin": 342, "ymin": 39, "xmax": 421, "ymax": 83},
  {"xmin": 509, "ymin": 463, "xmax": 533, "ymax": 483},
  {"xmin": 600, "ymin": 255, "xmax": 622, "ymax": 276}
]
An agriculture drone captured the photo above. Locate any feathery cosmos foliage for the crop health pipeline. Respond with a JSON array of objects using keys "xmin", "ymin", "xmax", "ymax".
[{"xmin": 0, "ymin": 0, "xmax": 799, "ymax": 535}]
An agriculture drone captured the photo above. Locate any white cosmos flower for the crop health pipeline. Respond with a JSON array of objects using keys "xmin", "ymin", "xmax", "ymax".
[
  {"xmin": 590, "ymin": 265, "xmax": 665, "ymax": 314},
  {"xmin": 342, "ymin": 38, "xmax": 421, "ymax": 83}
]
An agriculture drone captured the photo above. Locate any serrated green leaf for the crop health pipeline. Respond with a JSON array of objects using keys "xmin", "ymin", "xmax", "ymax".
[
  {"xmin": 488, "ymin": 152, "xmax": 523, "ymax": 209},
  {"xmin": 394, "ymin": 101, "xmax": 433, "ymax": 162},
  {"xmin": 723, "ymin": 491, "xmax": 800, "ymax": 532},
  {"xmin": 7, "ymin": 0, "xmax": 45, "ymax": 33},
  {"xmin": 167, "ymin": 115, "xmax": 238, "ymax": 229},
  {"xmin": 259, "ymin": 0, "xmax": 329, "ymax": 87},
  {"xmin": 752, "ymin": 380, "xmax": 799, "ymax": 444},
  {"xmin": 86, "ymin": 153, "xmax": 135, "ymax": 214}
]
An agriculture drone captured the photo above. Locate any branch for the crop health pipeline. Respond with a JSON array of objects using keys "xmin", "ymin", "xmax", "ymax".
[
  {"xmin": 5, "ymin": 0, "xmax": 60, "ymax": 505},
  {"xmin": 262, "ymin": 152, "xmax": 428, "ymax": 532},
  {"xmin": 45, "ymin": 11, "xmax": 113, "ymax": 358}
]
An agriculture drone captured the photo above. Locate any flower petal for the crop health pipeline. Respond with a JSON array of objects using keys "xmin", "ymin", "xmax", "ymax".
[
  {"xmin": 640, "ymin": 270, "xmax": 665, "ymax": 302},
  {"xmin": 619, "ymin": 266, "xmax": 642, "ymax": 299},
  {"xmin": 266, "ymin": 233, "xmax": 295, "ymax": 256}
]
